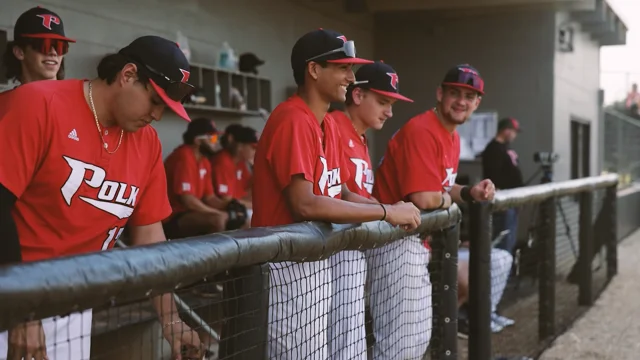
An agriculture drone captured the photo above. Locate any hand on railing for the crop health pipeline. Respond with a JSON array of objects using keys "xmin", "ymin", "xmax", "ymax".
[
  {"xmin": 470, "ymin": 179, "xmax": 496, "ymax": 201},
  {"xmin": 383, "ymin": 201, "xmax": 422, "ymax": 231},
  {"xmin": 161, "ymin": 319, "xmax": 203, "ymax": 360},
  {"xmin": 7, "ymin": 320, "xmax": 48, "ymax": 360}
]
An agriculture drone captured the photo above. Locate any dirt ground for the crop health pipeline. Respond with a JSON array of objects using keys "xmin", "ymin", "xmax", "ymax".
[{"xmin": 538, "ymin": 230, "xmax": 640, "ymax": 360}]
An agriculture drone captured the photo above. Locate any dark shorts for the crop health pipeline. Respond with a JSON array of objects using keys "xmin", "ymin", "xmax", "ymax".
[{"xmin": 162, "ymin": 212, "xmax": 189, "ymax": 240}]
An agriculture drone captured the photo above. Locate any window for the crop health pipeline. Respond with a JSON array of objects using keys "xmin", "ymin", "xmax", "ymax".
[{"xmin": 571, "ymin": 119, "xmax": 591, "ymax": 179}]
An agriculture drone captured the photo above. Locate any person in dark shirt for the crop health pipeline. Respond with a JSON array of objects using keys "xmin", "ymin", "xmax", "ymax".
[{"xmin": 482, "ymin": 117, "xmax": 523, "ymax": 254}]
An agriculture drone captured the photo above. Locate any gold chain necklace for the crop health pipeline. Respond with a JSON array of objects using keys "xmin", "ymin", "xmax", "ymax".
[{"xmin": 88, "ymin": 81, "xmax": 123, "ymax": 154}]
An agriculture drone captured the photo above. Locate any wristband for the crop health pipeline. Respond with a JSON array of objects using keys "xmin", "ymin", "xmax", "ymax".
[
  {"xmin": 380, "ymin": 204, "xmax": 387, "ymax": 221},
  {"xmin": 461, "ymin": 186, "xmax": 474, "ymax": 203},
  {"xmin": 436, "ymin": 194, "xmax": 446, "ymax": 209}
]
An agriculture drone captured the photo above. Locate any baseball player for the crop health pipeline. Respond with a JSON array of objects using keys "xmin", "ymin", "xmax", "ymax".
[
  {"xmin": 216, "ymin": 124, "xmax": 254, "ymax": 203},
  {"xmin": 251, "ymin": 28, "xmax": 421, "ymax": 360},
  {"xmin": 164, "ymin": 117, "xmax": 230, "ymax": 238},
  {"xmin": 328, "ymin": 61, "xmax": 413, "ymax": 360},
  {"xmin": 2, "ymin": 6, "xmax": 74, "ymax": 85},
  {"xmin": 371, "ymin": 64, "xmax": 496, "ymax": 359},
  {"xmin": 0, "ymin": 36, "xmax": 202, "ymax": 360}
]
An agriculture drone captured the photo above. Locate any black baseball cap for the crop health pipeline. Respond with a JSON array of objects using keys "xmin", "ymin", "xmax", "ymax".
[
  {"xmin": 14, "ymin": 6, "xmax": 75, "ymax": 42},
  {"xmin": 239, "ymin": 53, "xmax": 265, "ymax": 75},
  {"xmin": 186, "ymin": 118, "xmax": 218, "ymax": 136},
  {"xmin": 118, "ymin": 35, "xmax": 195, "ymax": 122},
  {"xmin": 441, "ymin": 64, "xmax": 484, "ymax": 95},
  {"xmin": 352, "ymin": 61, "xmax": 413, "ymax": 103},
  {"xmin": 234, "ymin": 126, "xmax": 258, "ymax": 145},
  {"xmin": 498, "ymin": 117, "xmax": 521, "ymax": 132},
  {"xmin": 291, "ymin": 28, "xmax": 373, "ymax": 73}
]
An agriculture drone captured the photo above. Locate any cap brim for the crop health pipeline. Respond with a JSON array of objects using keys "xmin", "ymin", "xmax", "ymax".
[
  {"xmin": 327, "ymin": 57, "xmax": 374, "ymax": 64},
  {"xmin": 369, "ymin": 89, "xmax": 414, "ymax": 103},
  {"xmin": 150, "ymin": 79, "xmax": 191, "ymax": 122},
  {"xmin": 21, "ymin": 33, "xmax": 76, "ymax": 43},
  {"xmin": 441, "ymin": 82, "xmax": 484, "ymax": 95}
]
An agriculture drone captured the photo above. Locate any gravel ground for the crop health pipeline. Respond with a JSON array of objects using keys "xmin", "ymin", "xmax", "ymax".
[{"xmin": 538, "ymin": 230, "xmax": 640, "ymax": 360}]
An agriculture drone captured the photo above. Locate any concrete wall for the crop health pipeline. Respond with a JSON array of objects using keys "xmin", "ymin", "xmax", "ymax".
[
  {"xmin": 552, "ymin": 11, "xmax": 601, "ymax": 180},
  {"xmin": 372, "ymin": 9, "xmax": 557, "ymax": 182},
  {"xmin": 0, "ymin": 0, "xmax": 374, "ymax": 158}
]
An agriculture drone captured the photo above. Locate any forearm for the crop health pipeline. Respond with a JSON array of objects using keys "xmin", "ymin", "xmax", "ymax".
[
  {"xmin": 151, "ymin": 293, "xmax": 180, "ymax": 324},
  {"xmin": 408, "ymin": 191, "xmax": 451, "ymax": 210},
  {"xmin": 296, "ymin": 196, "xmax": 386, "ymax": 224},
  {"xmin": 450, "ymin": 184, "xmax": 463, "ymax": 204},
  {"xmin": 342, "ymin": 186, "xmax": 378, "ymax": 205},
  {"xmin": 0, "ymin": 184, "xmax": 21, "ymax": 266},
  {"xmin": 182, "ymin": 194, "xmax": 223, "ymax": 214}
]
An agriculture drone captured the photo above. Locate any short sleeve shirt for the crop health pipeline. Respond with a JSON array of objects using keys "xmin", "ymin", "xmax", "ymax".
[
  {"xmin": 164, "ymin": 144, "xmax": 214, "ymax": 216},
  {"xmin": 0, "ymin": 80, "xmax": 172, "ymax": 262},
  {"xmin": 251, "ymin": 95, "xmax": 351, "ymax": 227},
  {"xmin": 373, "ymin": 109, "xmax": 460, "ymax": 204},
  {"xmin": 332, "ymin": 110, "xmax": 374, "ymax": 198},
  {"xmin": 210, "ymin": 150, "xmax": 245, "ymax": 198}
]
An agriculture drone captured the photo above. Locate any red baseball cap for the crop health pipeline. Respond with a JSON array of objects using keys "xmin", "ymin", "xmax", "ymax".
[{"xmin": 441, "ymin": 64, "xmax": 485, "ymax": 95}]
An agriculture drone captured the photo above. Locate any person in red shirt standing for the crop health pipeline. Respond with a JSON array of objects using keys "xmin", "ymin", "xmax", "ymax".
[
  {"xmin": 371, "ymin": 64, "xmax": 495, "ymax": 359},
  {"xmin": 0, "ymin": 36, "xmax": 202, "ymax": 360},
  {"xmin": 252, "ymin": 29, "xmax": 421, "ymax": 360},
  {"xmin": 2, "ymin": 6, "xmax": 74, "ymax": 85},
  {"xmin": 164, "ymin": 118, "xmax": 229, "ymax": 238},
  {"xmin": 329, "ymin": 61, "xmax": 413, "ymax": 360}
]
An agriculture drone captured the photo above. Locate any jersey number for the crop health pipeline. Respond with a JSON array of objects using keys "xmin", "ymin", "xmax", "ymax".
[{"xmin": 102, "ymin": 226, "xmax": 125, "ymax": 250}]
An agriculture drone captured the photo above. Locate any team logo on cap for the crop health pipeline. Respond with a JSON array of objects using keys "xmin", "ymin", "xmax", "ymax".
[
  {"xmin": 179, "ymin": 69, "xmax": 190, "ymax": 83},
  {"xmin": 458, "ymin": 66, "xmax": 479, "ymax": 76},
  {"xmin": 337, "ymin": 35, "xmax": 347, "ymax": 43},
  {"xmin": 37, "ymin": 14, "xmax": 60, "ymax": 30},
  {"xmin": 387, "ymin": 72, "xmax": 399, "ymax": 90}
]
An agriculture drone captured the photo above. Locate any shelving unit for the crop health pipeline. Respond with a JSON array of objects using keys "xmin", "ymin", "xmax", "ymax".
[{"xmin": 185, "ymin": 62, "xmax": 272, "ymax": 118}]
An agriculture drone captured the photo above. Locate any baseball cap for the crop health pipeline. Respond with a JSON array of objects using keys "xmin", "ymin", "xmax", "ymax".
[
  {"xmin": 234, "ymin": 126, "xmax": 259, "ymax": 145},
  {"xmin": 352, "ymin": 61, "xmax": 413, "ymax": 103},
  {"xmin": 14, "ymin": 6, "xmax": 75, "ymax": 42},
  {"xmin": 186, "ymin": 118, "xmax": 218, "ymax": 136},
  {"xmin": 118, "ymin": 35, "xmax": 195, "ymax": 122},
  {"xmin": 291, "ymin": 29, "xmax": 373, "ymax": 73},
  {"xmin": 498, "ymin": 117, "xmax": 521, "ymax": 132},
  {"xmin": 239, "ymin": 53, "xmax": 265, "ymax": 75},
  {"xmin": 441, "ymin": 64, "xmax": 485, "ymax": 95}
]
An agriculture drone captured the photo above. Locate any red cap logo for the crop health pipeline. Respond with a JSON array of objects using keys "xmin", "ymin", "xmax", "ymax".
[
  {"xmin": 387, "ymin": 72, "xmax": 399, "ymax": 90},
  {"xmin": 179, "ymin": 69, "xmax": 190, "ymax": 83},
  {"xmin": 36, "ymin": 14, "xmax": 60, "ymax": 30},
  {"xmin": 337, "ymin": 35, "xmax": 347, "ymax": 43}
]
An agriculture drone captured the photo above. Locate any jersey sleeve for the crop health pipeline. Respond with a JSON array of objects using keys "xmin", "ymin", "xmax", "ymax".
[
  {"xmin": 338, "ymin": 133, "xmax": 352, "ymax": 185},
  {"xmin": 203, "ymin": 161, "xmax": 215, "ymax": 197},
  {"xmin": 167, "ymin": 152, "xmax": 198, "ymax": 197},
  {"xmin": 211, "ymin": 155, "xmax": 237, "ymax": 197},
  {"xmin": 397, "ymin": 128, "xmax": 443, "ymax": 197},
  {"xmin": 267, "ymin": 113, "xmax": 318, "ymax": 190},
  {"xmin": 129, "ymin": 137, "xmax": 172, "ymax": 226},
  {"xmin": 0, "ymin": 88, "xmax": 52, "ymax": 198}
]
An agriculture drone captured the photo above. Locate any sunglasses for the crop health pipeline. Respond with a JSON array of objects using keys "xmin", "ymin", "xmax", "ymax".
[
  {"xmin": 126, "ymin": 54, "xmax": 195, "ymax": 103},
  {"xmin": 306, "ymin": 40, "xmax": 356, "ymax": 63},
  {"xmin": 23, "ymin": 38, "xmax": 69, "ymax": 56},
  {"xmin": 195, "ymin": 133, "xmax": 219, "ymax": 144}
]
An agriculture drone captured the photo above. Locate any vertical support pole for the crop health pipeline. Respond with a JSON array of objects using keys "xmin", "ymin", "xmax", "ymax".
[
  {"xmin": 430, "ymin": 224, "xmax": 460, "ymax": 360},
  {"xmin": 604, "ymin": 184, "xmax": 618, "ymax": 279},
  {"xmin": 468, "ymin": 202, "xmax": 492, "ymax": 360},
  {"xmin": 537, "ymin": 196, "xmax": 556, "ymax": 341},
  {"xmin": 578, "ymin": 191, "xmax": 594, "ymax": 306},
  {"xmin": 219, "ymin": 264, "xmax": 270, "ymax": 360}
]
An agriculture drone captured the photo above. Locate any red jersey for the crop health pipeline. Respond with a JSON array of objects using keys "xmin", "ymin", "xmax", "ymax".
[
  {"xmin": 0, "ymin": 80, "xmax": 172, "ymax": 262},
  {"xmin": 210, "ymin": 149, "xmax": 246, "ymax": 198},
  {"xmin": 373, "ymin": 109, "xmax": 460, "ymax": 204},
  {"xmin": 332, "ymin": 111, "xmax": 374, "ymax": 198},
  {"xmin": 235, "ymin": 161, "xmax": 252, "ymax": 199},
  {"xmin": 252, "ymin": 95, "xmax": 351, "ymax": 227},
  {"xmin": 164, "ymin": 144, "xmax": 214, "ymax": 216}
]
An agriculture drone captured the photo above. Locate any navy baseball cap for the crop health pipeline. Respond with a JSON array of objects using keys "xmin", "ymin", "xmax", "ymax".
[
  {"xmin": 186, "ymin": 118, "xmax": 218, "ymax": 136},
  {"xmin": 14, "ymin": 6, "xmax": 75, "ymax": 42},
  {"xmin": 441, "ymin": 64, "xmax": 485, "ymax": 95},
  {"xmin": 118, "ymin": 36, "xmax": 195, "ymax": 121},
  {"xmin": 352, "ymin": 61, "xmax": 413, "ymax": 102},
  {"xmin": 291, "ymin": 29, "xmax": 372, "ymax": 73},
  {"xmin": 498, "ymin": 117, "xmax": 521, "ymax": 132}
]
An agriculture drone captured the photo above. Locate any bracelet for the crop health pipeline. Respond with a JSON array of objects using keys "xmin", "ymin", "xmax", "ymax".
[
  {"xmin": 162, "ymin": 319, "xmax": 182, "ymax": 329},
  {"xmin": 461, "ymin": 186, "xmax": 474, "ymax": 203},
  {"xmin": 436, "ymin": 194, "xmax": 446, "ymax": 209},
  {"xmin": 379, "ymin": 203, "xmax": 387, "ymax": 221}
]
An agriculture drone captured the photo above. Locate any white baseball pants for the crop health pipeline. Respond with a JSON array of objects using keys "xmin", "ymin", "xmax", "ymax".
[
  {"xmin": 459, "ymin": 247, "xmax": 513, "ymax": 313},
  {"xmin": 365, "ymin": 235, "xmax": 432, "ymax": 360}
]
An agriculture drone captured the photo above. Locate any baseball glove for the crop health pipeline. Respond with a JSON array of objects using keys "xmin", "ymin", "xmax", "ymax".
[{"xmin": 225, "ymin": 198, "xmax": 248, "ymax": 231}]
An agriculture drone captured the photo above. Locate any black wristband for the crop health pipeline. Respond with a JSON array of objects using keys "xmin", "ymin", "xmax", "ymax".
[
  {"xmin": 380, "ymin": 203, "xmax": 387, "ymax": 221},
  {"xmin": 436, "ymin": 194, "xmax": 446, "ymax": 209},
  {"xmin": 461, "ymin": 186, "xmax": 474, "ymax": 203}
]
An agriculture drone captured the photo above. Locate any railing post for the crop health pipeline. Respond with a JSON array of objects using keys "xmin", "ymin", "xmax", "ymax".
[
  {"xmin": 219, "ymin": 264, "xmax": 270, "ymax": 360},
  {"xmin": 430, "ymin": 224, "xmax": 460, "ymax": 360},
  {"xmin": 537, "ymin": 196, "xmax": 556, "ymax": 341},
  {"xmin": 468, "ymin": 201, "xmax": 492, "ymax": 360},
  {"xmin": 604, "ymin": 184, "xmax": 618, "ymax": 279},
  {"xmin": 578, "ymin": 191, "xmax": 594, "ymax": 306}
]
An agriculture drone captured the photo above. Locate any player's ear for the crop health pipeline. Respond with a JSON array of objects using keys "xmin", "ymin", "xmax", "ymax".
[
  {"xmin": 352, "ymin": 87, "xmax": 364, "ymax": 106},
  {"xmin": 12, "ymin": 45, "xmax": 25, "ymax": 61},
  {"xmin": 474, "ymin": 95, "xmax": 482, "ymax": 108},
  {"xmin": 308, "ymin": 62, "xmax": 321, "ymax": 81},
  {"xmin": 436, "ymin": 86, "xmax": 443, "ymax": 103},
  {"xmin": 120, "ymin": 63, "xmax": 138, "ymax": 86}
]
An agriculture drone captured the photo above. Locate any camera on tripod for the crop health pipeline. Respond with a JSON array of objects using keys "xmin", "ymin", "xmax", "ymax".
[{"xmin": 533, "ymin": 152, "xmax": 559, "ymax": 167}]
